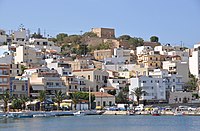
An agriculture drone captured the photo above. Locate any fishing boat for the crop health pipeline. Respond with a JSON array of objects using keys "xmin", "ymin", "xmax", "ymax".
[
  {"xmin": 152, "ymin": 110, "xmax": 161, "ymax": 116},
  {"xmin": 174, "ymin": 108, "xmax": 184, "ymax": 116}
]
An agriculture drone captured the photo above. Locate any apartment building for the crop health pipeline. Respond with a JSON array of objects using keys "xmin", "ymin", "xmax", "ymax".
[
  {"xmin": 94, "ymin": 49, "xmax": 112, "ymax": 61},
  {"xmin": 0, "ymin": 64, "xmax": 10, "ymax": 94},
  {"xmin": 163, "ymin": 61, "xmax": 189, "ymax": 83},
  {"xmin": 129, "ymin": 76, "xmax": 166, "ymax": 101},
  {"xmin": 73, "ymin": 69, "xmax": 108, "ymax": 92},
  {"xmin": 10, "ymin": 77, "xmax": 29, "ymax": 97}
]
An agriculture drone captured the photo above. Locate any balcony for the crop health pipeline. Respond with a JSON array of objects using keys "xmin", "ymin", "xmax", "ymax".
[
  {"xmin": 0, "ymin": 72, "xmax": 9, "ymax": 76},
  {"xmin": 0, "ymin": 82, "xmax": 9, "ymax": 85},
  {"xmin": 176, "ymin": 82, "xmax": 184, "ymax": 85},
  {"xmin": 46, "ymin": 85, "xmax": 65, "ymax": 89}
]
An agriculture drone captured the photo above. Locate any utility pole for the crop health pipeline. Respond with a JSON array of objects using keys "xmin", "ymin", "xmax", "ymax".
[{"xmin": 89, "ymin": 86, "xmax": 91, "ymax": 110}]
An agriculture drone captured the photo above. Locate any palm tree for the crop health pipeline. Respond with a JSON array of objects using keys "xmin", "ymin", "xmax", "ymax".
[
  {"xmin": 20, "ymin": 96, "xmax": 29, "ymax": 110},
  {"xmin": 70, "ymin": 93, "xmax": 80, "ymax": 110},
  {"xmin": 38, "ymin": 90, "xmax": 46, "ymax": 111},
  {"xmin": 54, "ymin": 90, "xmax": 66, "ymax": 111},
  {"xmin": 1, "ymin": 91, "xmax": 10, "ymax": 112},
  {"xmin": 132, "ymin": 87, "xmax": 146, "ymax": 105}
]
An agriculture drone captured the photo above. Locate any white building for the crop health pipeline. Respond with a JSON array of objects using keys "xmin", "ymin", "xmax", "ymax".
[
  {"xmin": 167, "ymin": 50, "xmax": 189, "ymax": 62},
  {"xmin": 13, "ymin": 28, "xmax": 27, "ymax": 42},
  {"xmin": 189, "ymin": 46, "xmax": 200, "ymax": 78},
  {"xmin": 29, "ymin": 38, "xmax": 61, "ymax": 52},
  {"xmin": 149, "ymin": 69, "xmax": 183, "ymax": 92},
  {"xmin": 129, "ymin": 76, "xmax": 166, "ymax": 101},
  {"xmin": 46, "ymin": 58, "xmax": 72, "ymax": 76},
  {"xmin": 14, "ymin": 45, "xmax": 43, "ymax": 67},
  {"xmin": 162, "ymin": 61, "xmax": 189, "ymax": 83},
  {"xmin": 107, "ymin": 78, "xmax": 128, "ymax": 94},
  {"xmin": 113, "ymin": 47, "xmax": 131, "ymax": 62},
  {"xmin": 136, "ymin": 46, "xmax": 153, "ymax": 55}
]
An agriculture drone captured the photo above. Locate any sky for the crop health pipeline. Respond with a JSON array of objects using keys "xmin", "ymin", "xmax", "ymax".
[{"xmin": 0, "ymin": 0, "xmax": 200, "ymax": 47}]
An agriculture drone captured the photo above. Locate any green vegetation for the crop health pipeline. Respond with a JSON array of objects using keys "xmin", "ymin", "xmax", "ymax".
[
  {"xmin": 116, "ymin": 86, "xmax": 129, "ymax": 104},
  {"xmin": 1, "ymin": 91, "xmax": 10, "ymax": 112},
  {"xmin": 21, "ymin": 65, "xmax": 28, "ymax": 74},
  {"xmin": 150, "ymin": 36, "xmax": 159, "ymax": 42},
  {"xmin": 69, "ymin": 92, "xmax": 95, "ymax": 110},
  {"xmin": 187, "ymin": 74, "xmax": 198, "ymax": 91},
  {"xmin": 118, "ymin": 35, "xmax": 144, "ymax": 48},
  {"xmin": 11, "ymin": 98, "xmax": 22, "ymax": 111},
  {"xmin": 132, "ymin": 87, "xmax": 146, "ymax": 105},
  {"xmin": 38, "ymin": 91, "xmax": 46, "ymax": 111},
  {"xmin": 54, "ymin": 90, "xmax": 66, "ymax": 110},
  {"xmin": 107, "ymin": 90, "xmax": 116, "ymax": 96}
]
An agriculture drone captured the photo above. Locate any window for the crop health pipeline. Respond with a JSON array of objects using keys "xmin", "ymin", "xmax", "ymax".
[
  {"xmin": 69, "ymin": 85, "xmax": 71, "ymax": 89},
  {"xmin": 179, "ymin": 98, "xmax": 181, "ymax": 102},
  {"xmin": 13, "ymin": 85, "xmax": 16, "ymax": 90},
  {"xmin": 109, "ymin": 101, "xmax": 112, "ymax": 106},
  {"xmin": 22, "ymin": 85, "xmax": 25, "ymax": 91},
  {"xmin": 103, "ymin": 101, "xmax": 106, "ymax": 106},
  {"xmin": 173, "ymin": 79, "xmax": 175, "ymax": 82},
  {"xmin": 75, "ymin": 85, "xmax": 77, "ymax": 89},
  {"xmin": 88, "ymin": 75, "xmax": 90, "ymax": 80},
  {"xmin": 97, "ymin": 101, "xmax": 100, "ymax": 106},
  {"xmin": 17, "ymin": 70, "xmax": 19, "ymax": 74},
  {"xmin": 55, "ymin": 83, "xmax": 60, "ymax": 86}
]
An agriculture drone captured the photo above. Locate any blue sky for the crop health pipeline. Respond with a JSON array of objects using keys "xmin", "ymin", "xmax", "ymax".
[{"xmin": 0, "ymin": 0, "xmax": 200, "ymax": 47}]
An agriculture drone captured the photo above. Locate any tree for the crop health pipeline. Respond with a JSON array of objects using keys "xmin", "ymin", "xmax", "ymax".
[
  {"xmin": 20, "ymin": 96, "xmax": 29, "ymax": 110},
  {"xmin": 70, "ymin": 92, "xmax": 80, "ymax": 110},
  {"xmin": 187, "ymin": 75, "xmax": 198, "ymax": 91},
  {"xmin": 56, "ymin": 33, "xmax": 68, "ymax": 42},
  {"xmin": 116, "ymin": 91, "xmax": 128, "ymax": 104},
  {"xmin": 54, "ymin": 90, "xmax": 66, "ymax": 111},
  {"xmin": 69, "ymin": 92, "xmax": 95, "ymax": 110},
  {"xmin": 31, "ymin": 33, "xmax": 43, "ymax": 39},
  {"xmin": 132, "ymin": 87, "xmax": 146, "ymax": 105},
  {"xmin": 21, "ymin": 65, "xmax": 28, "ymax": 74},
  {"xmin": 107, "ymin": 90, "xmax": 116, "ymax": 96},
  {"xmin": 118, "ymin": 35, "xmax": 131, "ymax": 41},
  {"xmin": 12, "ymin": 98, "xmax": 22, "ymax": 111},
  {"xmin": 38, "ymin": 91, "xmax": 46, "ymax": 111},
  {"xmin": 1, "ymin": 91, "xmax": 10, "ymax": 112},
  {"xmin": 82, "ymin": 32, "xmax": 97, "ymax": 38},
  {"xmin": 150, "ymin": 36, "xmax": 159, "ymax": 42}
]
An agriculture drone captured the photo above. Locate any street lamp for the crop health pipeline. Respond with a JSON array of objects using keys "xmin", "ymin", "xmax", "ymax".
[{"xmin": 100, "ymin": 88, "xmax": 104, "ymax": 109}]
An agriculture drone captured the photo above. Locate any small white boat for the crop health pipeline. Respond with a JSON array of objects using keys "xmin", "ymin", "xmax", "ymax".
[
  {"xmin": 73, "ymin": 111, "xmax": 85, "ymax": 116},
  {"xmin": 174, "ymin": 112, "xmax": 184, "ymax": 116}
]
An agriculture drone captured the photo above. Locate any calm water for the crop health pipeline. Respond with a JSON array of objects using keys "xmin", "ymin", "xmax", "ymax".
[{"xmin": 0, "ymin": 115, "xmax": 200, "ymax": 131}]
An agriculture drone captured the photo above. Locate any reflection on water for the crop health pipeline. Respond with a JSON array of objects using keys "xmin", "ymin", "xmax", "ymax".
[{"xmin": 1, "ymin": 115, "xmax": 200, "ymax": 131}]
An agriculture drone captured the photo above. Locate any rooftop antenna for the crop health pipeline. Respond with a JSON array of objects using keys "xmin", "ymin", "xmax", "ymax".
[
  {"xmin": 19, "ymin": 24, "xmax": 24, "ymax": 31},
  {"xmin": 80, "ymin": 30, "xmax": 83, "ymax": 35},
  {"xmin": 44, "ymin": 29, "xmax": 46, "ymax": 38},
  {"xmin": 38, "ymin": 28, "xmax": 41, "ymax": 35}
]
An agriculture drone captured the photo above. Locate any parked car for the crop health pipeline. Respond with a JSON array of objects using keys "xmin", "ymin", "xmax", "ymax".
[
  {"xmin": 178, "ymin": 106, "xmax": 189, "ymax": 111},
  {"xmin": 188, "ymin": 106, "xmax": 197, "ymax": 111},
  {"xmin": 134, "ymin": 105, "xmax": 144, "ymax": 111}
]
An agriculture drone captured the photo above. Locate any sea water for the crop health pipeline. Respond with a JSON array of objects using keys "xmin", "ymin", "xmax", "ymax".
[{"xmin": 0, "ymin": 115, "xmax": 200, "ymax": 131}]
